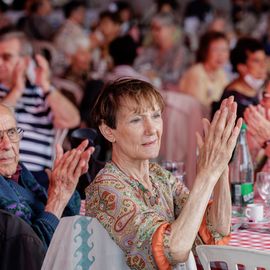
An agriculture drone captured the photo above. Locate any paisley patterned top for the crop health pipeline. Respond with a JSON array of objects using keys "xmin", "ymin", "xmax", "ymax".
[{"xmin": 85, "ymin": 162, "xmax": 225, "ymax": 269}]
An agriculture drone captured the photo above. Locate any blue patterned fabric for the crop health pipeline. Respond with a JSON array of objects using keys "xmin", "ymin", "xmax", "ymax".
[
  {"xmin": 74, "ymin": 217, "xmax": 95, "ymax": 269},
  {"xmin": 0, "ymin": 163, "xmax": 80, "ymax": 248}
]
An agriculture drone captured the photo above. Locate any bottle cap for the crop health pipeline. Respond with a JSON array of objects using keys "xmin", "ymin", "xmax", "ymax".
[{"xmin": 241, "ymin": 123, "xmax": 247, "ymax": 130}]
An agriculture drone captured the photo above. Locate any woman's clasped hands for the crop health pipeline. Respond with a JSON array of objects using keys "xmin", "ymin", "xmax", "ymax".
[{"xmin": 196, "ymin": 96, "xmax": 242, "ymax": 183}]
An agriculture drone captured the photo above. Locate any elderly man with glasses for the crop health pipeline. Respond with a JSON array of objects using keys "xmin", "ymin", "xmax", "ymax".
[{"xmin": 0, "ymin": 104, "xmax": 93, "ymax": 249}]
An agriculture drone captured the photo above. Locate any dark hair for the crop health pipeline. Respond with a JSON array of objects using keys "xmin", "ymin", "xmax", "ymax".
[
  {"xmin": 156, "ymin": 0, "xmax": 179, "ymax": 12},
  {"xmin": 109, "ymin": 35, "xmax": 137, "ymax": 66},
  {"xmin": 0, "ymin": 2, "xmax": 9, "ymax": 12},
  {"xmin": 63, "ymin": 0, "xmax": 86, "ymax": 18},
  {"xmin": 114, "ymin": 1, "xmax": 132, "ymax": 12},
  {"xmin": 29, "ymin": 0, "xmax": 46, "ymax": 13},
  {"xmin": 91, "ymin": 78, "xmax": 164, "ymax": 129},
  {"xmin": 196, "ymin": 31, "xmax": 227, "ymax": 63},
  {"xmin": 230, "ymin": 37, "xmax": 265, "ymax": 73},
  {"xmin": 99, "ymin": 10, "xmax": 122, "ymax": 25}
]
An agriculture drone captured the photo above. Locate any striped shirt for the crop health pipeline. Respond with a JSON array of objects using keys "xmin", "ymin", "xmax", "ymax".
[{"xmin": 0, "ymin": 82, "xmax": 55, "ymax": 172}]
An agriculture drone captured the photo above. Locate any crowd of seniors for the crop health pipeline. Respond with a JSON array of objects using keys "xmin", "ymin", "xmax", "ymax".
[{"xmin": 1, "ymin": 0, "xmax": 270, "ymax": 269}]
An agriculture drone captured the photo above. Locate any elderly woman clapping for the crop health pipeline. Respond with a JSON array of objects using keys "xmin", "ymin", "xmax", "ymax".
[{"xmin": 86, "ymin": 79, "xmax": 242, "ymax": 269}]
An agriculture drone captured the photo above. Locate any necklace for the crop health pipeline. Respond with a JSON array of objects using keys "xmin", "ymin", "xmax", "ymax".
[{"xmin": 111, "ymin": 161, "xmax": 160, "ymax": 207}]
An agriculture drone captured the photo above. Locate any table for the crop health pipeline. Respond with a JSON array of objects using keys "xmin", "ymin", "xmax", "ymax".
[
  {"xmin": 230, "ymin": 230, "xmax": 270, "ymax": 250},
  {"xmin": 196, "ymin": 203, "xmax": 270, "ymax": 270}
]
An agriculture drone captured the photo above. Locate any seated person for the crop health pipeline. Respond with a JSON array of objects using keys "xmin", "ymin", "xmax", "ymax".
[
  {"xmin": 179, "ymin": 31, "xmax": 229, "ymax": 119},
  {"xmin": 0, "ymin": 28, "xmax": 80, "ymax": 188},
  {"xmin": 0, "ymin": 210, "xmax": 45, "ymax": 270},
  {"xmin": 86, "ymin": 79, "xmax": 242, "ymax": 269},
  {"xmin": 90, "ymin": 10, "xmax": 121, "ymax": 79},
  {"xmin": 0, "ymin": 104, "xmax": 93, "ymax": 248},
  {"xmin": 213, "ymin": 37, "xmax": 267, "ymax": 119},
  {"xmin": 134, "ymin": 12, "xmax": 189, "ymax": 90},
  {"xmin": 54, "ymin": 0, "xmax": 88, "ymax": 66},
  {"xmin": 244, "ymin": 82, "xmax": 270, "ymax": 172},
  {"xmin": 54, "ymin": 35, "xmax": 92, "ymax": 107},
  {"xmin": 17, "ymin": 0, "xmax": 55, "ymax": 41}
]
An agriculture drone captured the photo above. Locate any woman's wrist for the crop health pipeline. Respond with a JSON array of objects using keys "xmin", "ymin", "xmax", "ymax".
[{"xmin": 196, "ymin": 169, "xmax": 221, "ymax": 187}]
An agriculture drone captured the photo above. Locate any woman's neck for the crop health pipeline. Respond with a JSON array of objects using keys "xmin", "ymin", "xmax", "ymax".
[
  {"xmin": 203, "ymin": 62, "xmax": 218, "ymax": 75},
  {"xmin": 112, "ymin": 153, "xmax": 151, "ymax": 187}
]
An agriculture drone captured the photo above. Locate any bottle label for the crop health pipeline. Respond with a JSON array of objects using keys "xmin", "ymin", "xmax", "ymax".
[
  {"xmin": 231, "ymin": 183, "xmax": 242, "ymax": 206},
  {"xmin": 241, "ymin": 183, "xmax": 254, "ymax": 205}
]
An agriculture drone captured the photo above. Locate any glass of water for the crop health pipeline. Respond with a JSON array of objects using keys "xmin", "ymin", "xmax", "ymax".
[{"xmin": 256, "ymin": 172, "xmax": 270, "ymax": 205}]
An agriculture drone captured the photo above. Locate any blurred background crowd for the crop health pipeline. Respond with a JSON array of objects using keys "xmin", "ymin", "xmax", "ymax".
[{"xmin": 0, "ymin": 0, "xmax": 270, "ymax": 184}]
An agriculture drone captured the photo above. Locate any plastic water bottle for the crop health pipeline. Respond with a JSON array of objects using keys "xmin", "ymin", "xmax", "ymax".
[{"xmin": 230, "ymin": 123, "xmax": 254, "ymax": 206}]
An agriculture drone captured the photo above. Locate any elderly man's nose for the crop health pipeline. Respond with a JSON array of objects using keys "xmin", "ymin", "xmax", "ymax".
[{"xmin": 0, "ymin": 133, "xmax": 12, "ymax": 149}]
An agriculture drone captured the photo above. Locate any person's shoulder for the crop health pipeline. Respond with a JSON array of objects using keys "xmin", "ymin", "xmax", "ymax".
[
  {"xmin": 0, "ymin": 210, "xmax": 43, "ymax": 244},
  {"xmin": 223, "ymin": 86, "xmax": 246, "ymax": 99},
  {"xmin": 89, "ymin": 162, "xmax": 124, "ymax": 188},
  {"xmin": 0, "ymin": 210, "xmax": 45, "ymax": 270},
  {"xmin": 185, "ymin": 63, "xmax": 203, "ymax": 76},
  {"xmin": 85, "ymin": 162, "xmax": 132, "ymax": 217}
]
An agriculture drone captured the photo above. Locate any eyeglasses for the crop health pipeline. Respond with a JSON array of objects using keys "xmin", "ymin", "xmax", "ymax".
[{"xmin": 0, "ymin": 127, "xmax": 24, "ymax": 143}]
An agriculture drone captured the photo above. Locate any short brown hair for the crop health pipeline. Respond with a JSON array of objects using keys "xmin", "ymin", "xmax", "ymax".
[
  {"xmin": 196, "ymin": 31, "xmax": 227, "ymax": 63},
  {"xmin": 91, "ymin": 78, "xmax": 164, "ymax": 129}
]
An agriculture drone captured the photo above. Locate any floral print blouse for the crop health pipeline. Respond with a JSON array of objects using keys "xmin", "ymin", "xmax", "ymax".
[{"xmin": 85, "ymin": 162, "xmax": 227, "ymax": 270}]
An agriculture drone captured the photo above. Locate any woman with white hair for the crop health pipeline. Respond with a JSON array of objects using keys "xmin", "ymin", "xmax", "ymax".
[
  {"xmin": 134, "ymin": 12, "xmax": 189, "ymax": 90},
  {"xmin": 53, "ymin": 36, "xmax": 91, "ymax": 106}
]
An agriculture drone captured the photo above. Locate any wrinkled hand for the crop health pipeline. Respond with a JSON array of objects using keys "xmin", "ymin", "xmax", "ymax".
[
  {"xmin": 196, "ymin": 96, "xmax": 242, "ymax": 183},
  {"xmin": 244, "ymin": 105, "xmax": 270, "ymax": 146},
  {"xmin": 46, "ymin": 140, "xmax": 94, "ymax": 218},
  {"xmin": 34, "ymin": 54, "xmax": 51, "ymax": 92}
]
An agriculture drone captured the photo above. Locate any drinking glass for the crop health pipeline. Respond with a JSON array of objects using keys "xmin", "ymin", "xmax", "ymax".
[
  {"xmin": 161, "ymin": 160, "xmax": 185, "ymax": 182},
  {"xmin": 256, "ymin": 172, "xmax": 270, "ymax": 205}
]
